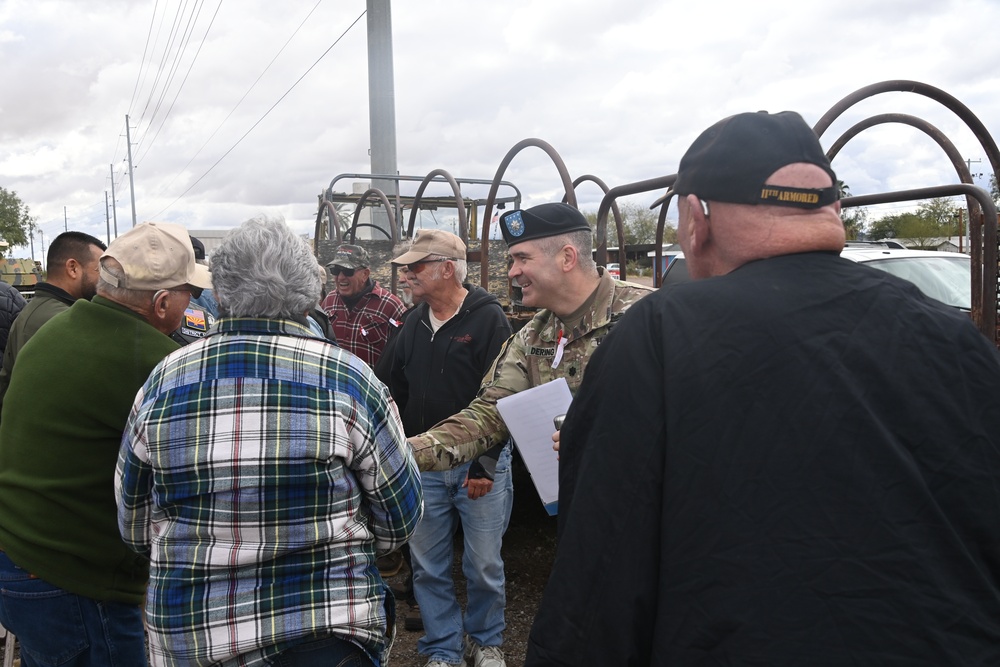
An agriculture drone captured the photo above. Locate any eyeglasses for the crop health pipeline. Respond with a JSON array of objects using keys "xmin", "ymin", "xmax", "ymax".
[
  {"xmin": 698, "ymin": 198, "xmax": 710, "ymax": 217},
  {"xmin": 402, "ymin": 258, "xmax": 455, "ymax": 274},
  {"xmin": 330, "ymin": 266, "xmax": 359, "ymax": 277}
]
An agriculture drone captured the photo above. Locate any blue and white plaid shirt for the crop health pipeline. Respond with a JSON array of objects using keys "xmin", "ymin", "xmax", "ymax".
[{"xmin": 115, "ymin": 317, "xmax": 422, "ymax": 667}]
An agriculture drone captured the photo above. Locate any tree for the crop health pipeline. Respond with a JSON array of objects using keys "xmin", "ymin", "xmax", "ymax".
[
  {"xmin": 989, "ymin": 173, "xmax": 999, "ymax": 205},
  {"xmin": 584, "ymin": 202, "xmax": 677, "ymax": 247},
  {"xmin": 842, "ymin": 206, "xmax": 868, "ymax": 240},
  {"xmin": 864, "ymin": 198, "xmax": 959, "ymax": 248},
  {"xmin": 0, "ymin": 187, "xmax": 34, "ymax": 250},
  {"xmin": 916, "ymin": 198, "xmax": 959, "ymax": 233},
  {"xmin": 837, "ymin": 181, "xmax": 868, "ymax": 240}
]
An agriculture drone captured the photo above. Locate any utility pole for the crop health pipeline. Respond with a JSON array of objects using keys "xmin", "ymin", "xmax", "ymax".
[
  {"xmin": 64, "ymin": 206, "xmax": 67, "ymax": 232},
  {"xmin": 109, "ymin": 163, "xmax": 119, "ymax": 238},
  {"xmin": 125, "ymin": 114, "xmax": 138, "ymax": 227},
  {"xmin": 105, "ymin": 191, "xmax": 111, "ymax": 246},
  {"xmin": 966, "ymin": 157, "xmax": 983, "ymax": 180},
  {"xmin": 29, "ymin": 225, "xmax": 35, "ymax": 262},
  {"xmin": 367, "ymin": 0, "xmax": 398, "ymax": 239},
  {"xmin": 37, "ymin": 229, "xmax": 45, "ymax": 272}
]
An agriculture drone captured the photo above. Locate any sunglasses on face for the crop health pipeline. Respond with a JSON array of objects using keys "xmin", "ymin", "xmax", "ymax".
[
  {"xmin": 330, "ymin": 266, "xmax": 359, "ymax": 277},
  {"xmin": 402, "ymin": 258, "xmax": 454, "ymax": 274}
]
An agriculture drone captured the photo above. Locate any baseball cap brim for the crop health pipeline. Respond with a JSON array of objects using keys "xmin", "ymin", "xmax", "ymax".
[
  {"xmin": 391, "ymin": 249, "xmax": 434, "ymax": 265},
  {"xmin": 188, "ymin": 263, "xmax": 213, "ymax": 290}
]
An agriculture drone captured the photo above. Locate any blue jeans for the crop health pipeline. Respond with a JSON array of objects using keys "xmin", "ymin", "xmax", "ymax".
[
  {"xmin": 0, "ymin": 551, "xmax": 147, "ymax": 667},
  {"xmin": 410, "ymin": 446, "xmax": 513, "ymax": 664}
]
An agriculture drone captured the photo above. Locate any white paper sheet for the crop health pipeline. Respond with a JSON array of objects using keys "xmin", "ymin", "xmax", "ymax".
[{"xmin": 496, "ymin": 378, "xmax": 573, "ymax": 515}]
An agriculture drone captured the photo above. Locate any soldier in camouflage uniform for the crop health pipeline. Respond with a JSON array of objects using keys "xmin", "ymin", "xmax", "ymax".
[{"xmin": 408, "ymin": 202, "xmax": 652, "ymax": 474}]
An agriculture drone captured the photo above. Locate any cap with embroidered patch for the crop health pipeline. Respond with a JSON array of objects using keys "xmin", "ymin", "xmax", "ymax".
[
  {"xmin": 655, "ymin": 110, "xmax": 838, "ymax": 210},
  {"xmin": 327, "ymin": 244, "xmax": 370, "ymax": 270},
  {"xmin": 499, "ymin": 203, "xmax": 591, "ymax": 247}
]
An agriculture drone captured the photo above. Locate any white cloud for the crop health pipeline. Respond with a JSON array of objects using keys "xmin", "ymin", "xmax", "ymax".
[{"xmin": 0, "ymin": 0, "xmax": 998, "ymax": 256}]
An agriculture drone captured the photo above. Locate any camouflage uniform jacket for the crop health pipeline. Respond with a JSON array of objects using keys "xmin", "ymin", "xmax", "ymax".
[{"xmin": 410, "ymin": 270, "xmax": 652, "ymax": 471}]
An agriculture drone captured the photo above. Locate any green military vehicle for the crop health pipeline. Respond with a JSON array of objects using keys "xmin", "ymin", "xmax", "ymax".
[{"xmin": 0, "ymin": 257, "xmax": 40, "ymax": 299}]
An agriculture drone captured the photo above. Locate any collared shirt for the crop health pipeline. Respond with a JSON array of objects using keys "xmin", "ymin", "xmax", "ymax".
[
  {"xmin": 115, "ymin": 317, "xmax": 422, "ymax": 667},
  {"xmin": 409, "ymin": 269, "xmax": 653, "ymax": 471},
  {"xmin": 321, "ymin": 280, "xmax": 405, "ymax": 368}
]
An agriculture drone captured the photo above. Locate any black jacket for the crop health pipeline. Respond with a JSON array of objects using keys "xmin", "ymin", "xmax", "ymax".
[
  {"xmin": 0, "ymin": 283, "xmax": 26, "ymax": 355},
  {"xmin": 527, "ymin": 252, "xmax": 1000, "ymax": 666},
  {"xmin": 388, "ymin": 284, "xmax": 511, "ymax": 478}
]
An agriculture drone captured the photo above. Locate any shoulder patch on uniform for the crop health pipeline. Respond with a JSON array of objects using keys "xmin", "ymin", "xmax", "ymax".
[{"xmin": 183, "ymin": 307, "xmax": 208, "ymax": 333}]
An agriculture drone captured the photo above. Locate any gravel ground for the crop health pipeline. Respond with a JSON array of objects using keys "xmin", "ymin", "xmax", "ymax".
[{"xmin": 386, "ymin": 458, "xmax": 558, "ymax": 667}]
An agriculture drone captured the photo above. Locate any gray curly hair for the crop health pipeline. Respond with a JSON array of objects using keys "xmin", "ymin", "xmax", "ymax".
[{"xmin": 212, "ymin": 216, "xmax": 322, "ymax": 318}]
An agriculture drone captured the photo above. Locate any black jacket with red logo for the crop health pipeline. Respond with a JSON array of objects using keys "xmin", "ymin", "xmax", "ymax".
[{"xmin": 388, "ymin": 284, "xmax": 511, "ymax": 477}]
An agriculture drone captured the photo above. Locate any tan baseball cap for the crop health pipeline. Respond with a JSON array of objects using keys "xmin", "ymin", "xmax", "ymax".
[
  {"xmin": 391, "ymin": 229, "xmax": 467, "ymax": 265},
  {"xmin": 100, "ymin": 221, "xmax": 213, "ymax": 294}
]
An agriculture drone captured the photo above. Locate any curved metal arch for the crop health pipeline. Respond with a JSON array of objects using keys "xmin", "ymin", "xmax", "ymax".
[
  {"xmin": 827, "ymin": 113, "xmax": 977, "ymax": 186},
  {"xmin": 313, "ymin": 199, "xmax": 342, "ymax": 247},
  {"xmin": 827, "ymin": 113, "xmax": 985, "ymax": 318},
  {"xmin": 407, "ymin": 169, "xmax": 470, "ymax": 243},
  {"xmin": 563, "ymin": 175, "xmax": 627, "ymax": 278},
  {"xmin": 596, "ymin": 176, "xmax": 675, "ymax": 269},
  {"xmin": 842, "ymin": 183, "xmax": 998, "ymax": 340},
  {"xmin": 479, "ymin": 138, "xmax": 577, "ymax": 287},
  {"xmin": 653, "ymin": 191, "xmax": 674, "ymax": 287},
  {"xmin": 349, "ymin": 189, "xmax": 398, "ymax": 244},
  {"xmin": 814, "ymin": 80, "xmax": 1000, "ymax": 182},
  {"xmin": 815, "ymin": 81, "xmax": 999, "ymax": 344}
]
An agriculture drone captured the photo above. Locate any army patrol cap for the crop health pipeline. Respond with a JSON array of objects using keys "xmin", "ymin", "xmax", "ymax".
[
  {"xmin": 327, "ymin": 244, "xmax": 370, "ymax": 270},
  {"xmin": 500, "ymin": 203, "xmax": 591, "ymax": 248},
  {"xmin": 100, "ymin": 221, "xmax": 212, "ymax": 295},
  {"xmin": 391, "ymin": 229, "xmax": 467, "ymax": 265},
  {"xmin": 655, "ymin": 110, "xmax": 839, "ymax": 210}
]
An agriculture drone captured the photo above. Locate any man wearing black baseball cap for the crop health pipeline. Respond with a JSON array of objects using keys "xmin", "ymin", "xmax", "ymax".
[{"xmin": 528, "ymin": 111, "xmax": 1000, "ymax": 665}]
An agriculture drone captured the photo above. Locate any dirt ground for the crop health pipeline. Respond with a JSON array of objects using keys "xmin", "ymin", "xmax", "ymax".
[{"xmin": 386, "ymin": 458, "xmax": 558, "ymax": 667}]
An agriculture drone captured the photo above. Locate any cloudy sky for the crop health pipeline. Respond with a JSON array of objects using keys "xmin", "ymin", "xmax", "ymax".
[{"xmin": 2, "ymin": 0, "xmax": 999, "ymax": 260}]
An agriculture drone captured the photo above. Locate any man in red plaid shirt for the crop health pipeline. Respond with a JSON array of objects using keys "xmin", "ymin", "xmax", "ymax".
[{"xmin": 322, "ymin": 244, "xmax": 405, "ymax": 368}]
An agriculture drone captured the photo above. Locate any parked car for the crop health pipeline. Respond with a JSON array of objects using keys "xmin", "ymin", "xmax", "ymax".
[
  {"xmin": 661, "ymin": 248, "xmax": 971, "ymax": 311},
  {"xmin": 839, "ymin": 246, "xmax": 971, "ymax": 311},
  {"xmin": 606, "ymin": 262, "xmax": 621, "ymax": 279}
]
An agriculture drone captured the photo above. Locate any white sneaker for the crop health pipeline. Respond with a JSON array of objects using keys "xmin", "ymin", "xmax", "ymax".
[
  {"xmin": 425, "ymin": 660, "xmax": 467, "ymax": 667},
  {"xmin": 468, "ymin": 644, "xmax": 506, "ymax": 667}
]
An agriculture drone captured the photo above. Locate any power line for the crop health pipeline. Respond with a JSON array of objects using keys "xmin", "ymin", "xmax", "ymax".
[
  {"xmin": 149, "ymin": 9, "xmax": 367, "ymax": 219},
  {"xmin": 152, "ymin": 0, "xmax": 324, "ymax": 197},
  {"xmin": 127, "ymin": 0, "xmax": 161, "ymax": 122},
  {"xmin": 135, "ymin": 0, "xmax": 222, "ymax": 166},
  {"xmin": 135, "ymin": 0, "xmax": 189, "ymax": 129}
]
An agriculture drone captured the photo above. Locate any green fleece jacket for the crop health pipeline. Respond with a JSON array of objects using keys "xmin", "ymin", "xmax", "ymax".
[{"xmin": 0, "ymin": 295, "xmax": 178, "ymax": 604}]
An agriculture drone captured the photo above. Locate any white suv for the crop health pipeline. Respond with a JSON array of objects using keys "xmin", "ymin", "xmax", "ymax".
[{"xmin": 839, "ymin": 246, "xmax": 971, "ymax": 311}]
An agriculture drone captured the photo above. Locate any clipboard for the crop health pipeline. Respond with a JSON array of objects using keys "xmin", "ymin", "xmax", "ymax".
[{"xmin": 496, "ymin": 378, "xmax": 572, "ymax": 515}]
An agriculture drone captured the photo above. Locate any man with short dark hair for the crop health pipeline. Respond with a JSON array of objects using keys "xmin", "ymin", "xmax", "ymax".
[
  {"xmin": 526, "ymin": 111, "xmax": 1000, "ymax": 665},
  {"xmin": 0, "ymin": 230, "xmax": 106, "ymax": 406},
  {"xmin": 321, "ymin": 243, "xmax": 405, "ymax": 368},
  {"xmin": 0, "ymin": 221, "xmax": 210, "ymax": 666}
]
